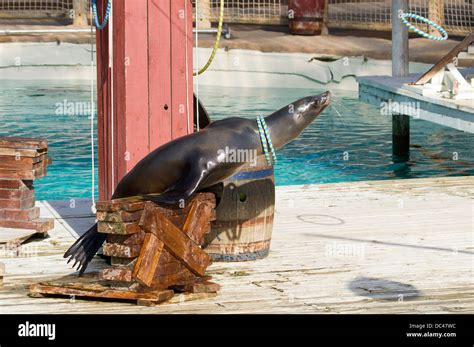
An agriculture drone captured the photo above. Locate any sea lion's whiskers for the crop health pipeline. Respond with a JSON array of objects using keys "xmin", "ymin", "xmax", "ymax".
[{"xmin": 329, "ymin": 103, "xmax": 344, "ymax": 118}]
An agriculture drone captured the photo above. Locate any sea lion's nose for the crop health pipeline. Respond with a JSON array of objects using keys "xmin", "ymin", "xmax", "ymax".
[{"xmin": 318, "ymin": 91, "xmax": 331, "ymax": 105}]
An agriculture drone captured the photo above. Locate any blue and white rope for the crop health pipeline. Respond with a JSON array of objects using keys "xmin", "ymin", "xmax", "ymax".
[
  {"xmin": 257, "ymin": 116, "xmax": 277, "ymax": 166},
  {"xmin": 92, "ymin": 0, "xmax": 112, "ymax": 30},
  {"xmin": 256, "ymin": 117, "xmax": 271, "ymax": 165},
  {"xmin": 399, "ymin": 12, "xmax": 448, "ymax": 41}
]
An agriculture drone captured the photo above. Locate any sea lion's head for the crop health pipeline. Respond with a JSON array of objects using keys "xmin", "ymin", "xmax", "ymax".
[{"xmin": 264, "ymin": 91, "xmax": 331, "ymax": 149}]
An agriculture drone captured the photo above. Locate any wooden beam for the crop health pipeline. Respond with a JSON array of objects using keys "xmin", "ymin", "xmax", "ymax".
[
  {"xmin": 72, "ymin": 0, "xmax": 88, "ymax": 27},
  {"xmin": 392, "ymin": 0, "xmax": 409, "ymax": 78},
  {"xmin": 391, "ymin": 0, "xmax": 410, "ymax": 159},
  {"xmin": 139, "ymin": 203, "xmax": 211, "ymax": 277},
  {"xmin": 133, "ymin": 233, "xmax": 164, "ymax": 287},
  {"xmin": 414, "ymin": 33, "xmax": 474, "ymax": 85}
]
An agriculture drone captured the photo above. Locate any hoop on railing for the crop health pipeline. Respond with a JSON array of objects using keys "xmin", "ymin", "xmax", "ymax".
[
  {"xmin": 92, "ymin": 0, "xmax": 112, "ymax": 30},
  {"xmin": 399, "ymin": 12, "xmax": 448, "ymax": 41}
]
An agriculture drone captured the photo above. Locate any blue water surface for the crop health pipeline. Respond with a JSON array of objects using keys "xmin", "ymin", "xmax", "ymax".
[{"xmin": 0, "ymin": 80, "xmax": 473, "ymax": 200}]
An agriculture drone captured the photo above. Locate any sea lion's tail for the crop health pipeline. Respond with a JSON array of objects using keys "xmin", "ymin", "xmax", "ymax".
[{"xmin": 63, "ymin": 223, "xmax": 106, "ymax": 276}]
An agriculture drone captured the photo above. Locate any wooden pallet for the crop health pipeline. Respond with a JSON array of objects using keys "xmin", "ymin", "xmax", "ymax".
[
  {"xmin": 29, "ymin": 193, "xmax": 220, "ymax": 306},
  {"xmin": 0, "ymin": 137, "xmax": 54, "ymax": 242}
]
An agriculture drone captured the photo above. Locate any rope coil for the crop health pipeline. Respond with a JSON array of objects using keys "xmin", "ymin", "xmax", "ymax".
[{"xmin": 399, "ymin": 12, "xmax": 448, "ymax": 41}]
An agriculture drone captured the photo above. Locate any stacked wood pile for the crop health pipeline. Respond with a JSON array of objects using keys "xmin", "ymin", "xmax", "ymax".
[
  {"xmin": 0, "ymin": 137, "xmax": 53, "ymax": 235},
  {"xmin": 30, "ymin": 193, "xmax": 219, "ymax": 306}
]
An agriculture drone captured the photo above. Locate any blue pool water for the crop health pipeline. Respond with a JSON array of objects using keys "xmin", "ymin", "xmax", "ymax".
[{"xmin": 1, "ymin": 80, "xmax": 473, "ymax": 200}]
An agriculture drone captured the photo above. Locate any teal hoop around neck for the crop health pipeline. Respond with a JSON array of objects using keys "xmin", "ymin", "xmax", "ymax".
[{"xmin": 257, "ymin": 116, "xmax": 277, "ymax": 166}]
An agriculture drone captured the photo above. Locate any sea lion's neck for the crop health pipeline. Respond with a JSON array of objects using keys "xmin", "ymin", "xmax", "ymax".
[{"xmin": 263, "ymin": 110, "xmax": 301, "ymax": 149}]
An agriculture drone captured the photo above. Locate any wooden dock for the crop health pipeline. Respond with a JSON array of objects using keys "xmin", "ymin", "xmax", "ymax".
[
  {"xmin": 0, "ymin": 176, "xmax": 473, "ymax": 313},
  {"xmin": 358, "ymin": 72, "xmax": 474, "ymax": 134}
]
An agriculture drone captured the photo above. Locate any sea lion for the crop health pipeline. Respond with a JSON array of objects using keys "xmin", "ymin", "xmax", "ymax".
[{"xmin": 64, "ymin": 91, "xmax": 331, "ymax": 274}]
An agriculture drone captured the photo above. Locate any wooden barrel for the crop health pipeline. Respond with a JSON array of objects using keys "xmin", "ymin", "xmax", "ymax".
[
  {"xmin": 288, "ymin": 0, "xmax": 326, "ymax": 36},
  {"xmin": 203, "ymin": 155, "xmax": 275, "ymax": 261}
]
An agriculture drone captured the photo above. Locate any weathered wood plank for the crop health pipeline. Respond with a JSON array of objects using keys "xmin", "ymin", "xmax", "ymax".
[
  {"xmin": 139, "ymin": 203, "xmax": 212, "ymax": 276},
  {"xmin": 0, "ymin": 207, "xmax": 40, "ymax": 221},
  {"xmin": 0, "ymin": 197, "xmax": 35, "ymax": 210},
  {"xmin": 96, "ymin": 209, "xmax": 143, "ymax": 223},
  {"xmin": 0, "ymin": 218, "xmax": 53, "ymax": 233},
  {"xmin": 97, "ymin": 221, "xmax": 141, "ymax": 235},
  {"xmin": 0, "ymin": 148, "xmax": 46, "ymax": 158},
  {"xmin": 107, "ymin": 231, "xmax": 146, "ymax": 245},
  {"xmin": 102, "ymin": 243, "xmax": 141, "ymax": 258},
  {"xmin": 0, "ymin": 188, "xmax": 34, "ymax": 200},
  {"xmin": 30, "ymin": 282, "xmax": 173, "ymax": 304},
  {"xmin": 133, "ymin": 233, "xmax": 164, "ymax": 287},
  {"xmin": 182, "ymin": 200, "xmax": 216, "ymax": 245},
  {"xmin": 0, "ymin": 137, "xmax": 48, "ymax": 150}
]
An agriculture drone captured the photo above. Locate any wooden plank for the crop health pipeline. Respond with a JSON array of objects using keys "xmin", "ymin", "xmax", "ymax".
[
  {"xmin": 414, "ymin": 33, "xmax": 474, "ymax": 85},
  {"xmin": 182, "ymin": 200, "xmax": 216, "ymax": 245},
  {"xmin": 30, "ymin": 282, "xmax": 174, "ymax": 304},
  {"xmin": 0, "ymin": 207, "xmax": 40, "ymax": 221},
  {"xmin": 0, "ymin": 137, "xmax": 47, "ymax": 150},
  {"xmin": 0, "ymin": 148, "xmax": 45, "ymax": 158},
  {"xmin": 97, "ymin": 221, "xmax": 141, "ymax": 235},
  {"xmin": 111, "ymin": 257, "xmax": 137, "ymax": 267},
  {"xmin": 95, "ymin": 198, "xmax": 145, "ymax": 213},
  {"xmin": 139, "ymin": 203, "xmax": 212, "ymax": 276},
  {"xmin": 107, "ymin": 231, "xmax": 146, "ymax": 245},
  {"xmin": 0, "ymin": 154, "xmax": 47, "ymax": 170},
  {"xmin": 0, "ymin": 228, "xmax": 37, "ymax": 244},
  {"xmin": 133, "ymin": 233, "xmax": 164, "ymax": 287},
  {"xmin": 0, "ymin": 180, "xmax": 32, "ymax": 190},
  {"xmin": 170, "ymin": 0, "xmax": 193, "ymax": 138},
  {"xmin": 149, "ymin": 0, "xmax": 173, "ymax": 149},
  {"xmin": 101, "ymin": 266, "xmax": 134, "ymax": 282},
  {"xmin": 0, "ymin": 188, "xmax": 34, "ymax": 200},
  {"xmin": 0, "ymin": 218, "xmax": 53, "ymax": 233},
  {"xmin": 173, "ymin": 278, "xmax": 220, "ymax": 294},
  {"xmin": 0, "ymin": 197, "xmax": 35, "ymax": 210},
  {"xmin": 151, "ymin": 269, "xmax": 198, "ymax": 288},
  {"xmin": 72, "ymin": 0, "xmax": 88, "ymax": 26},
  {"xmin": 102, "ymin": 243, "xmax": 141, "ymax": 258},
  {"xmin": 0, "ymin": 166, "xmax": 46, "ymax": 180},
  {"xmin": 96, "ymin": 209, "xmax": 143, "ymax": 223},
  {"xmin": 116, "ymin": 0, "xmax": 150, "ymax": 178}
]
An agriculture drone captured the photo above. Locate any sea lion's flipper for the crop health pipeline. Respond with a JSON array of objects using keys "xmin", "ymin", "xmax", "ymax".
[
  {"xmin": 63, "ymin": 223, "xmax": 107, "ymax": 276},
  {"xmin": 142, "ymin": 165, "xmax": 208, "ymax": 206},
  {"xmin": 194, "ymin": 94, "xmax": 211, "ymax": 129}
]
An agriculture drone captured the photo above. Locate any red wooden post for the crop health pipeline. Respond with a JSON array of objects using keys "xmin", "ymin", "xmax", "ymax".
[{"xmin": 96, "ymin": 0, "xmax": 194, "ymax": 200}]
